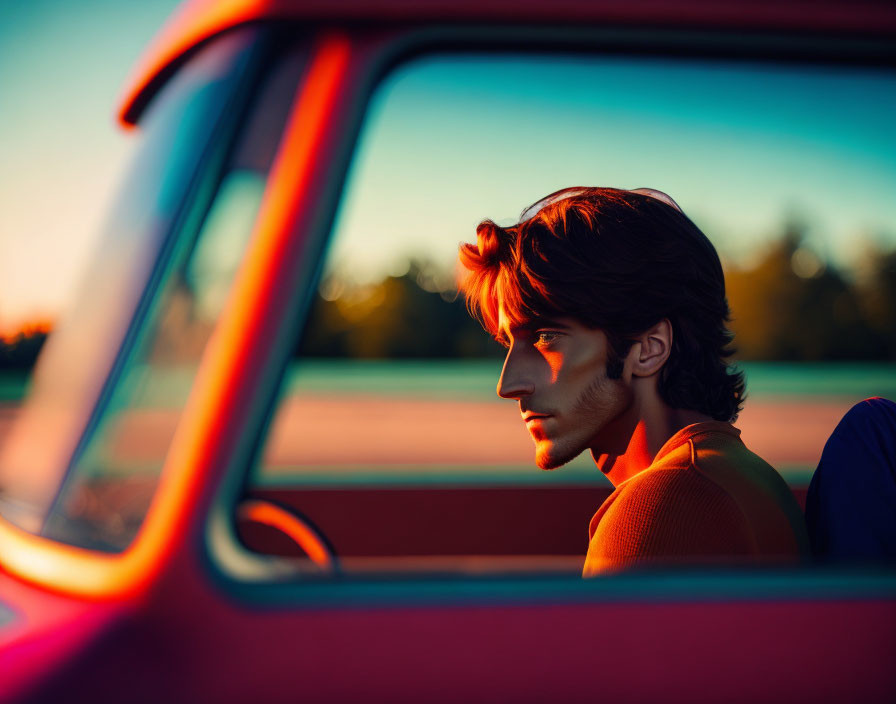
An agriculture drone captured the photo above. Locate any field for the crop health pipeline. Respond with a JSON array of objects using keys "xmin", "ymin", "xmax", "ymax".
[
  {"xmin": 258, "ymin": 360, "xmax": 896, "ymax": 486},
  {"xmin": 2, "ymin": 361, "xmax": 893, "ymax": 488}
]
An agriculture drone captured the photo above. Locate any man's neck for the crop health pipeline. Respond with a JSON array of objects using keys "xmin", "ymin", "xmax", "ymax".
[{"xmin": 592, "ymin": 405, "xmax": 715, "ymax": 487}]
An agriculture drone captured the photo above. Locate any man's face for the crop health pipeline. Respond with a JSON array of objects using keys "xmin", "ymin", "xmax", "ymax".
[{"xmin": 496, "ymin": 309, "xmax": 634, "ymax": 470}]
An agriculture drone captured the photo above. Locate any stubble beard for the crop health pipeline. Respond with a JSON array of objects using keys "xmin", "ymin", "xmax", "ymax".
[{"xmin": 534, "ymin": 370, "xmax": 631, "ymax": 471}]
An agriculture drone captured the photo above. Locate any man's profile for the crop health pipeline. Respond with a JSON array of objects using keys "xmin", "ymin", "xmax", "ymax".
[{"xmin": 457, "ymin": 187, "xmax": 810, "ymax": 575}]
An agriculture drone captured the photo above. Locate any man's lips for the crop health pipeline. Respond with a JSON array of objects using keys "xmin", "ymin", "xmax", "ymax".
[{"xmin": 522, "ymin": 412, "xmax": 552, "ymax": 423}]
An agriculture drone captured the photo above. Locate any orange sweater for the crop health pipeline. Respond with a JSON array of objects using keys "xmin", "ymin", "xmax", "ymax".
[{"xmin": 583, "ymin": 422, "xmax": 810, "ymax": 576}]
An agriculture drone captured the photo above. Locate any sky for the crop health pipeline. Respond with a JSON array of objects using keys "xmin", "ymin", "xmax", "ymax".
[
  {"xmin": 0, "ymin": 0, "xmax": 180, "ymax": 335},
  {"xmin": 330, "ymin": 53, "xmax": 896, "ymax": 284},
  {"xmin": 2, "ymin": 1, "xmax": 895, "ymax": 335}
]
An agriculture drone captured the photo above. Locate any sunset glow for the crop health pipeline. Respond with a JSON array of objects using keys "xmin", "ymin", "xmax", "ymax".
[{"xmin": 0, "ymin": 319, "xmax": 53, "ymax": 344}]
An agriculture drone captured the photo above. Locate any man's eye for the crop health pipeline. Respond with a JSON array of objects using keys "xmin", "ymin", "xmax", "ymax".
[{"xmin": 535, "ymin": 331, "xmax": 560, "ymax": 346}]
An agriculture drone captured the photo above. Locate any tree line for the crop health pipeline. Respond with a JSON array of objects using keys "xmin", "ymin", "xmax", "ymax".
[
  {"xmin": 297, "ymin": 234, "xmax": 896, "ymax": 361},
  {"xmin": 0, "ymin": 323, "xmax": 50, "ymax": 370},
  {"xmin": 2, "ymin": 230, "xmax": 894, "ymax": 370},
  {"xmin": 726, "ymin": 229, "xmax": 895, "ymax": 360}
]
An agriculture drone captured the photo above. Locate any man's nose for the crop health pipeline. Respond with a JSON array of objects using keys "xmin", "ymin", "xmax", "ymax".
[{"xmin": 497, "ymin": 349, "xmax": 535, "ymax": 399}]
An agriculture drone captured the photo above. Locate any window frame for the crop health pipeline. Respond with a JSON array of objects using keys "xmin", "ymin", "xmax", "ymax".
[{"xmin": 204, "ymin": 22, "xmax": 896, "ymax": 603}]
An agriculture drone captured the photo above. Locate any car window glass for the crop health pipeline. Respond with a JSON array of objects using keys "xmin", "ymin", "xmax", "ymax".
[
  {"xmin": 0, "ymin": 30, "xmax": 258, "ymax": 537},
  {"xmin": 0, "ymin": 34, "xmax": 309, "ymax": 551},
  {"xmin": 248, "ymin": 52, "xmax": 893, "ymax": 576}
]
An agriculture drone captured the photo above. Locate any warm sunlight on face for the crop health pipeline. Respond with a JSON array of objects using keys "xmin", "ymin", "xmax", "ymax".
[{"xmin": 495, "ymin": 309, "xmax": 634, "ymax": 470}]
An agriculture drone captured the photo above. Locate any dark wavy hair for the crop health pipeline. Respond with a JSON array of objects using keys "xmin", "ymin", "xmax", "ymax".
[{"xmin": 457, "ymin": 187, "xmax": 745, "ymax": 421}]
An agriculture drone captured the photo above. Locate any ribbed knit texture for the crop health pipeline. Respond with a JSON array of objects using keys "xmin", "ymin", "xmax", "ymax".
[{"xmin": 583, "ymin": 423, "xmax": 808, "ymax": 576}]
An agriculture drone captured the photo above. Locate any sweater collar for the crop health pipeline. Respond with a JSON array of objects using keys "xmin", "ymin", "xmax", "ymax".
[{"xmin": 653, "ymin": 421, "xmax": 741, "ymax": 465}]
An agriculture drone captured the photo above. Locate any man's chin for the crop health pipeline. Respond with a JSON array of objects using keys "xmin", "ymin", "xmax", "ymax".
[{"xmin": 534, "ymin": 443, "xmax": 581, "ymax": 471}]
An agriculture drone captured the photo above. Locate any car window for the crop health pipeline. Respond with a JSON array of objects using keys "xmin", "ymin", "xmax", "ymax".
[
  {"xmin": 242, "ymin": 50, "xmax": 896, "ymax": 576},
  {"xmin": 0, "ymin": 30, "xmax": 310, "ymax": 551}
]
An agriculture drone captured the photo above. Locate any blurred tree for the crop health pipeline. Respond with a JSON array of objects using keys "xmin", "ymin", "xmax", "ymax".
[
  {"xmin": 855, "ymin": 245, "xmax": 896, "ymax": 359},
  {"xmin": 0, "ymin": 324, "xmax": 50, "ymax": 370},
  {"xmin": 296, "ymin": 261, "xmax": 501, "ymax": 359},
  {"xmin": 726, "ymin": 221, "xmax": 882, "ymax": 360}
]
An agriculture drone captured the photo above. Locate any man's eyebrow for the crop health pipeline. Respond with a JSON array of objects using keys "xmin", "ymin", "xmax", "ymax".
[{"xmin": 528, "ymin": 316, "xmax": 573, "ymax": 329}]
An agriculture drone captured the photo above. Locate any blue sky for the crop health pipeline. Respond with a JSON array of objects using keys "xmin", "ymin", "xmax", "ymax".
[{"xmin": 330, "ymin": 53, "xmax": 896, "ymax": 283}]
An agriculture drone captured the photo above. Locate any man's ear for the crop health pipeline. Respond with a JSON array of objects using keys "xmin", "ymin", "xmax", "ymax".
[{"xmin": 630, "ymin": 319, "xmax": 672, "ymax": 378}]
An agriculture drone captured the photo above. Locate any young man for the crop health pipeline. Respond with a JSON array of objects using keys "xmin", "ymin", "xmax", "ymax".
[{"xmin": 458, "ymin": 187, "xmax": 810, "ymax": 575}]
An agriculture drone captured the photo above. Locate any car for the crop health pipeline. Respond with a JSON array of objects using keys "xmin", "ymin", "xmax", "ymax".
[{"xmin": 1, "ymin": 1, "xmax": 895, "ymax": 701}]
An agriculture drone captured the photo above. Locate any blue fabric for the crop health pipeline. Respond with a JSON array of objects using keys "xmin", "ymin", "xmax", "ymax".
[{"xmin": 806, "ymin": 397, "xmax": 896, "ymax": 563}]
